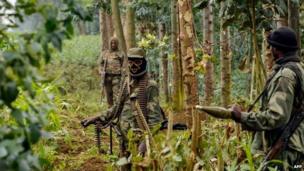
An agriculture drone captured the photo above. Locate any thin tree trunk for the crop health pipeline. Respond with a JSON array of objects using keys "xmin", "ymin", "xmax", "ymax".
[
  {"xmin": 106, "ymin": 13, "xmax": 114, "ymax": 38},
  {"xmin": 288, "ymin": 0, "xmax": 301, "ymax": 54},
  {"xmin": 100, "ymin": 10, "xmax": 109, "ymax": 51},
  {"xmin": 262, "ymin": 29, "xmax": 273, "ymax": 76},
  {"xmin": 276, "ymin": 0, "xmax": 288, "ymax": 28},
  {"xmin": 125, "ymin": 0, "xmax": 136, "ymax": 49},
  {"xmin": 159, "ymin": 23, "xmax": 169, "ymax": 103},
  {"xmin": 178, "ymin": 0, "xmax": 199, "ymax": 162},
  {"xmin": 77, "ymin": 21, "xmax": 86, "ymax": 35},
  {"xmin": 277, "ymin": 16, "xmax": 288, "ymax": 27},
  {"xmin": 249, "ymin": 0, "xmax": 266, "ymax": 99},
  {"xmin": 203, "ymin": 5, "xmax": 214, "ymax": 105},
  {"xmin": 111, "ymin": 0, "xmax": 127, "ymax": 63},
  {"xmin": 220, "ymin": 2, "xmax": 231, "ymax": 108},
  {"xmin": 171, "ymin": 0, "xmax": 184, "ymax": 111}
]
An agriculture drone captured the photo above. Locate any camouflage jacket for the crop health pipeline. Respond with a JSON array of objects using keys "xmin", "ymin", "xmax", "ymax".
[
  {"xmin": 119, "ymin": 76, "xmax": 164, "ymax": 133},
  {"xmin": 103, "ymin": 74, "xmax": 164, "ymax": 135},
  {"xmin": 240, "ymin": 54, "xmax": 304, "ymax": 155},
  {"xmin": 99, "ymin": 50, "xmax": 123, "ymax": 75}
]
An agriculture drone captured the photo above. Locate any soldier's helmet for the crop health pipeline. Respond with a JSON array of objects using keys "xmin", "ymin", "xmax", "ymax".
[
  {"xmin": 127, "ymin": 48, "xmax": 147, "ymax": 77},
  {"xmin": 127, "ymin": 48, "xmax": 146, "ymax": 59},
  {"xmin": 109, "ymin": 37, "xmax": 119, "ymax": 50},
  {"xmin": 267, "ymin": 27, "xmax": 298, "ymax": 51}
]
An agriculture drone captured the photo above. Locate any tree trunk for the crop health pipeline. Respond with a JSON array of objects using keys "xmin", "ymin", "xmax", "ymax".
[
  {"xmin": 276, "ymin": 0, "xmax": 288, "ymax": 28},
  {"xmin": 288, "ymin": 0, "xmax": 301, "ymax": 54},
  {"xmin": 105, "ymin": 12, "xmax": 114, "ymax": 38},
  {"xmin": 220, "ymin": 2, "xmax": 231, "ymax": 108},
  {"xmin": 171, "ymin": 0, "xmax": 184, "ymax": 111},
  {"xmin": 125, "ymin": 0, "xmax": 136, "ymax": 49},
  {"xmin": 249, "ymin": 0, "xmax": 266, "ymax": 100},
  {"xmin": 159, "ymin": 23, "xmax": 169, "ymax": 103},
  {"xmin": 203, "ymin": 5, "xmax": 214, "ymax": 105},
  {"xmin": 77, "ymin": 21, "xmax": 86, "ymax": 35},
  {"xmin": 111, "ymin": 0, "xmax": 127, "ymax": 65},
  {"xmin": 262, "ymin": 29, "xmax": 273, "ymax": 76},
  {"xmin": 178, "ymin": 0, "xmax": 199, "ymax": 147},
  {"xmin": 100, "ymin": 10, "xmax": 109, "ymax": 51}
]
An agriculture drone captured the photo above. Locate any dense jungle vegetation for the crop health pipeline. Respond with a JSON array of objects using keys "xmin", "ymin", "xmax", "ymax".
[{"xmin": 0, "ymin": 0, "xmax": 304, "ymax": 170}]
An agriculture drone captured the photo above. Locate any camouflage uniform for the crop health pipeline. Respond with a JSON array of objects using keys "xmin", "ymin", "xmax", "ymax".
[
  {"xmin": 239, "ymin": 54, "xmax": 304, "ymax": 170},
  {"xmin": 119, "ymin": 77, "xmax": 164, "ymax": 134},
  {"xmin": 102, "ymin": 48, "xmax": 164, "ymax": 157},
  {"xmin": 98, "ymin": 39, "xmax": 123, "ymax": 106}
]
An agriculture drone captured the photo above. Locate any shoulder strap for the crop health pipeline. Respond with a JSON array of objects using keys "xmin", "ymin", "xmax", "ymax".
[{"xmin": 247, "ymin": 68, "xmax": 281, "ymax": 112}]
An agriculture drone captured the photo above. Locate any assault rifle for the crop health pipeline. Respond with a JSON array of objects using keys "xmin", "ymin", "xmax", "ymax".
[
  {"xmin": 81, "ymin": 80, "xmax": 129, "ymax": 153},
  {"xmin": 263, "ymin": 111, "xmax": 304, "ymax": 163}
]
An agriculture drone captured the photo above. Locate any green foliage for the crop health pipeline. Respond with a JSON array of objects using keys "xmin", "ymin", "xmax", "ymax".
[
  {"xmin": 0, "ymin": 0, "xmax": 91, "ymax": 170},
  {"xmin": 217, "ymin": 0, "xmax": 285, "ymax": 30},
  {"xmin": 133, "ymin": 0, "xmax": 171, "ymax": 24},
  {"xmin": 94, "ymin": 0, "xmax": 111, "ymax": 13},
  {"xmin": 138, "ymin": 33, "xmax": 169, "ymax": 79},
  {"xmin": 53, "ymin": 35, "xmax": 100, "ymax": 65}
]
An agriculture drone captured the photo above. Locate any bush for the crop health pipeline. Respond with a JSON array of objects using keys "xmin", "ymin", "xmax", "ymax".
[{"xmin": 53, "ymin": 35, "xmax": 101, "ymax": 66}]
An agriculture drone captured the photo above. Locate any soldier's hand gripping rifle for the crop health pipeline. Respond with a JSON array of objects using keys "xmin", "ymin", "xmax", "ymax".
[
  {"xmin": 81, "ymin": 80, "xmax": 129, "ymax": 153},
  {"xmin": 80, "ymin": 115, "xmax": 112, "ymax": 154}
]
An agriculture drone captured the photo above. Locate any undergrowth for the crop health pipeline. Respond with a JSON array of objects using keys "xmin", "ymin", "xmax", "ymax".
[{"xmin": 23, "ymin": 35, "xmax": 267, "ymax": 170}]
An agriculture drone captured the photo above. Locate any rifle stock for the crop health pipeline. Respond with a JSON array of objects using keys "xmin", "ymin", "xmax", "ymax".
[
  {"xmin": 263, "ymin": 111, "xmax": 304, "ymax": 163},
  {"xmin": 264, "ymin": 139, "xmax": 285, "ymax": 162}
]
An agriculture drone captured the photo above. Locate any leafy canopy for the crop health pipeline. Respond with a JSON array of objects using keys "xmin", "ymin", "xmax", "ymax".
[{"xmin": 0, "ymin": 0, "xmax": 90, "ymax": 170}]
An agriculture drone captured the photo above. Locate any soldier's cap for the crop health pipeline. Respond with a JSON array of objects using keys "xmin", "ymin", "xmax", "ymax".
[
  {"xmin": 267, "ymin": 27, "xmax": 298, "ymax": 50},
  {"xmin": 127, "ymin": 48, "xmax": 145, "ymax": 59},
  {"xmin": 110, "ymin": 37, "xmax": 119, "ymax": 43}
]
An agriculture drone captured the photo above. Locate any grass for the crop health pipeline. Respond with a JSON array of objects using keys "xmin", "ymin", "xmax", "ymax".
[{"xmin": 53, "ymin": 35, "xmax": 101, "ymax": 65}]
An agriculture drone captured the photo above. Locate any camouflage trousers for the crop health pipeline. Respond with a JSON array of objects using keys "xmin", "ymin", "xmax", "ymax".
[
  {"xmin": 265, "ymin": 148, "xmax": 304, "ymax": 171},
  {"xmin": 104, "ymin": 74, "xmax": 121, "ymax": 107}
]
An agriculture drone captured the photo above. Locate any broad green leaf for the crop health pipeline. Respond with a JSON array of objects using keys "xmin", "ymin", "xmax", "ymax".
[
  {"xmin": 0, "ymin": 146, "xmax": 8, "ymax": 158},
  {"xmin": 45, "ymin": 18, "xmax": 57, "ymax": 32},
  {"xmin": 2, "ymin": 82, "xmax": 19, "ymax": 105},
  {"xmin": 18, "ymin": 159, "xmax": 31, "ymax": 171},
  {"xmin": 51, "ymin": 34, "xmax": 62, "ymax": 52},
  {"xmin": 29, "ymin": 124, "xmax": 41, "ymax": 144},
  {"xmin": 3, "ymin": 51, "xmax": 19, "ymax": 63},
  {"xmin": 12, "ymin": 109, "xmax": 24, "ymax": 126}
]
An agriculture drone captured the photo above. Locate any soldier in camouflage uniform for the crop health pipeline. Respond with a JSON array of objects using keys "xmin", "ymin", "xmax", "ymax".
[
  {"xmin": 119, "ymin": 48, "xmax": 164, "ymax": 134},
  {"xmin": 83, "ymin": 47, "xmax": 164, "ymax": 157},
  {"xmin": 98, "ymin": 37, "xmax": 124, "ymax": 106},
  {"xmin": 231, "ymin": 27, "xmax": 304, "ymax": 170}
]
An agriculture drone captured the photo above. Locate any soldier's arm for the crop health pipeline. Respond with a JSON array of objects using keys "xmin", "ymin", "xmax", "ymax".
[
  {"xmin": 119, "ymin": 52, "xmax": 125, "ymax": 73},
  {"xmin": 240, "ymin": 69, "xmax": 296, "ymax": 131},
  {"xmin": 146, "ymin": 82, "xmax": 163, "ymax": 126},
  {"xmin": 98, "ymin": 51, "xmax": 106, "ymax": 74}
]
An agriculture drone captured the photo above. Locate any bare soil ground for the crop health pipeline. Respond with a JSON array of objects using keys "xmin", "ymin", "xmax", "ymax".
[{"xmin": 79, "ymin": 157, "xmax": 106, "ymax": 171}]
